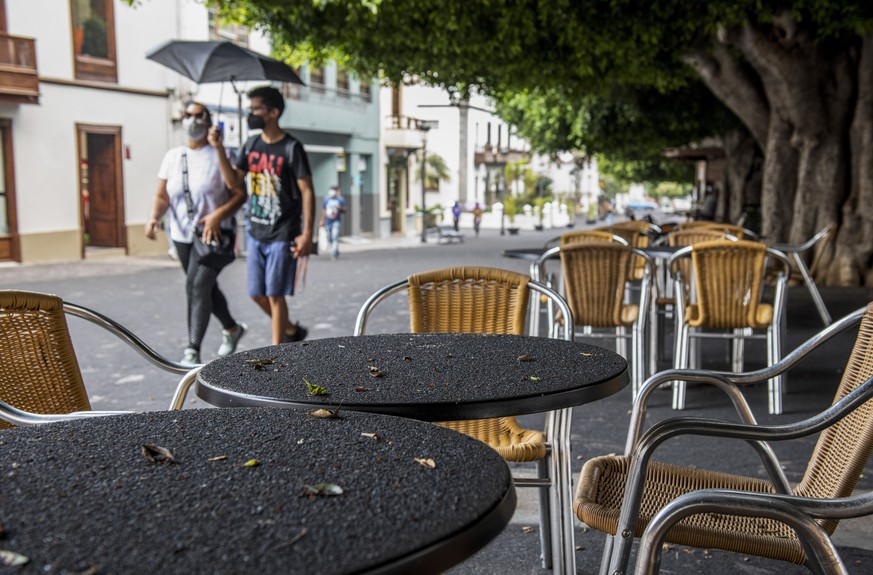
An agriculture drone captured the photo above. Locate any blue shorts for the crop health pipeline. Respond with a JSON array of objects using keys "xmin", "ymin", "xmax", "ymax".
[{"xmin": 246, "ymin": 234, "xmax": 298, "ymax": 297}]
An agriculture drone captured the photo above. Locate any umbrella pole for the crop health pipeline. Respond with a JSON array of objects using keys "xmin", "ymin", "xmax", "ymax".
[{"xmin": 232, "ymin": 77, "xmax": 245, "ymax": 148}]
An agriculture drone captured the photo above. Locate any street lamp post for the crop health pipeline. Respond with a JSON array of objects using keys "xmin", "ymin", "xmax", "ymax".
[
  {"xmin": 498, "ymin": 175, "xmax": 506, "ymax": 236},
  {"xmin": 417, "ymin": 119, "xmax": 439, "ymax": 244}
]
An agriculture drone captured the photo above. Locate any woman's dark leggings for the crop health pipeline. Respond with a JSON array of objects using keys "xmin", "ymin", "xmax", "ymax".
[{"xmin": 174, "ymin": 241, "xmax": 236, "ymax": 351}]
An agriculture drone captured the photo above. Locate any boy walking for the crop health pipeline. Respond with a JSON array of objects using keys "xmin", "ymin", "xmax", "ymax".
[{"xmin": 211, "ymin": 86, "xmax": 314, "ymax": 345}]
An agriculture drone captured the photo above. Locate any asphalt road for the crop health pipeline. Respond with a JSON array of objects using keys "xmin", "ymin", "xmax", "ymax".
[{"xmin": 3, "ymin": 225, "xmax": 873, "ymax": 574}]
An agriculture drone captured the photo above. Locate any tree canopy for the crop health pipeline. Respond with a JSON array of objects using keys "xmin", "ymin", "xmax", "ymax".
[{"xmin": 164, "ymin": 0, "xmax": 873, "ymax": 284}]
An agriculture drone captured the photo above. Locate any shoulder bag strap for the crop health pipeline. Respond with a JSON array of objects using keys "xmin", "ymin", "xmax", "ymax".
[{"xmin": 180, "ymin": 150, "xmax": 196, "ymax": 233}]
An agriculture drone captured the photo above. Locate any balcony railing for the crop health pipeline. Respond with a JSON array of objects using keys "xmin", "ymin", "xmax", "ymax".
[
  {"xmin": 0, "ymin": 33, "xmax": 39, "ymax": 104},
  {"xmin": 384, "ymin": 115, "xmax": 425, "ymax": 150},
  {"xmin": 474, "ymin": 144, "xmax": 530, "ymax": 166}
]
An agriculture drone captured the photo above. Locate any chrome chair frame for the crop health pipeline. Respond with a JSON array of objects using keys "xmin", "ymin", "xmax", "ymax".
[
  {"xmin": 771, "ymin": 224, "xmax": 834, "ymax": 326},
  {"xmin": 635, "ymin": 487, "xmax": 873, "ymax": 575},
  {"xmin": 669, "ymin": 244, "xmax": 792, "ymax": 413},
  {"xmin": 0, "ymin": 298, "xmax": 202, "ymax": 427},
  {"xmin": 536, "ymin": 243, "xmax": 653, "ymax": 397},
  {"xmin": 64, "ymin": 301, "xmax": 202, "ymax": 411},
  {"xmin": 354, "ymin": 276, "xmax": 578, "ymax": 574},
  {"xmin": 599, "ymin": 305, "xmax": 870, "ymax": 575}
]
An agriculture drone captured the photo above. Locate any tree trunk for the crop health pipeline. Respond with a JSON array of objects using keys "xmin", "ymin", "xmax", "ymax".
[
  {"xmin": 716, "ymin": 18, "xmax": 862, "ymax": 286},
  {"xmin": 759, "ymin": 113, "xmax": 797, "ymax": 241},
  {"xmin": 722, "ymin": 130, "xmax": 762, "ymax": 228},
  {"xmin": 833, "ymin": 35, "xmax": 873, "ymax": 286}
]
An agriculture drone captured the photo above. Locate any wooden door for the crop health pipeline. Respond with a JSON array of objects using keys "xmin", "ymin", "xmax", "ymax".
[
  {"xmin": 78, "ymin": 125, "xmax": 124, "ymax": 249},
  {"xmin": 0, "ymin": 119, "xmax": 19, "ymax": 261}
]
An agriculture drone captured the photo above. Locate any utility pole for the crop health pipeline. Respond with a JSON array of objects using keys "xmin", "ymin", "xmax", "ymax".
[{"xmin": 417, "ymin": 119, "xmax": 439, "ymax": 243}]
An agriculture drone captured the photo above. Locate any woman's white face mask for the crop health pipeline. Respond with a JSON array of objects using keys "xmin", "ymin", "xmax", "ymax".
[{"xmin": 182, "ymin": 117, "xmax": 208, "ymax": 141}]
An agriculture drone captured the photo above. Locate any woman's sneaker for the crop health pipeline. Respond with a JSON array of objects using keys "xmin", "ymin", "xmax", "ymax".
[
  {"xmin": 218, "ymin": 323, "xmax": 247, "ymax": 357},
  {"xmin": 181, "ymin": 347, "xmax": 201, "ymax": 366}
]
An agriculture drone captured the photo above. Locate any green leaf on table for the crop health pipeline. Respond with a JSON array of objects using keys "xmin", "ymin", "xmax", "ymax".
[
  {"xmin": 304, "ymin": 377, "xmax": 329, "ymax": 396},
  {"xmin": 242, "ymin": 459, "xmax": 260, "ymax": 467},
  {"xmin": 529, "ymin": 376, "xmax": 541, "ymax": 382}
]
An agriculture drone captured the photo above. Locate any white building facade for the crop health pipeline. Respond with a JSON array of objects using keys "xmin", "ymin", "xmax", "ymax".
[{"xmin": 0, "ymin": 0, "xmax": 379, "ymax": 264}]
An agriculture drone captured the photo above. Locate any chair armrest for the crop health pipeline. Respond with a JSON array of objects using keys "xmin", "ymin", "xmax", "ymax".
[
  {"xmin": 352, "ymin": 278, "xmax": 410, "ymax": 335},
  {"xmin": 707, "ymin": 305, "xmax": 866, "ymax": 386},
  {"xmin": 64, "ymin": 302, "xmax": 193, "ymax": 374},
  {"xmin": 626, "ymin": 370, "xmax": 759, "ymax": 454},
  {"xmin": 0, "ymin": 399, "xmax": 130, "ymax": 426},
  {"xmin": 627, "ymin": 306, "xmax": 867, "ymax": 452},
  {"xmin": 635, "ymin": 489, "xmax": 849, "ymax": 575},
  {"xmin": 771, "ymin": 224, "xmax": 834, "ymax": 254}
]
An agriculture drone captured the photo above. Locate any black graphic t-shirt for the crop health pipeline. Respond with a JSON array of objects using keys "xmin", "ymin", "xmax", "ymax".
[{"xmin": 236, "ymin": 133, "xmax": 312, "ymax": 242}]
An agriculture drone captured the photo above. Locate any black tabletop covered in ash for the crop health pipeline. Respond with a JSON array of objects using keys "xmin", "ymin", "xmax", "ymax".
[
  {"xmin": 0, "ymin": 408, "xmax": 515, "ymax": 574},
  {"xmin": 196, "ymin": 333, "xmax": 629, "ymax": 420}
]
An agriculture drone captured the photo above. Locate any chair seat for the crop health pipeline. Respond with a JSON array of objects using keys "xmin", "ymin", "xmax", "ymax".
[
  {"xmin": 439, "ymin": 416, "xmax": 547, "ymax": 462},
  {"xmin": 575, "ymin": 455, "xmax": 812, "ymax": 564}
]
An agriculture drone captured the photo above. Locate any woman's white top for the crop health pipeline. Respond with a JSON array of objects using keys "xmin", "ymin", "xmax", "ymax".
[{"xmin": 158, "ymin": 144, "xmax": 233, "ymax": 244}]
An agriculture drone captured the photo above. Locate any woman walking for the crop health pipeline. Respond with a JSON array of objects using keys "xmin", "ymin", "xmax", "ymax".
[{"xmin": 146, "ymin": 102, "xmax": 247, "ymax": 365}]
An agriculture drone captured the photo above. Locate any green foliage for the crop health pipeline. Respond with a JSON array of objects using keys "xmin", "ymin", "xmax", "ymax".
[
  {"xmin": 502, "ymin": 195, "xmax": 517, "ymax": 224},
  {"xmin": 414, "ymin": 153, "xmax": 451, "ymax": 191}
]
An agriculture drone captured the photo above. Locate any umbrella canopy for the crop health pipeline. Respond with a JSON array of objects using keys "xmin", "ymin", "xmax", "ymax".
[{"xmin": 146, "ymin": 40, "xmax": 304, "ymax": 85}]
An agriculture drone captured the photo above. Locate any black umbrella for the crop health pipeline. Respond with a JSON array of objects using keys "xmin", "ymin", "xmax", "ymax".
[
  {"xmin": 146, "ymin": 40, "xmax": 304, "ymax": 84},
  {"xmin": 146, "ymin": 40, "xmax": 305, "ymax": 144}
]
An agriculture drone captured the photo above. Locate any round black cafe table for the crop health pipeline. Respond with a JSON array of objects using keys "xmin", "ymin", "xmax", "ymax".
[
  {"xmin": 0, "ymin": 408, "xmax": 515, "ymax": 574},
  {"xmin": 196, "ymin": 333, "xmax": 629, "ymax": 419}
]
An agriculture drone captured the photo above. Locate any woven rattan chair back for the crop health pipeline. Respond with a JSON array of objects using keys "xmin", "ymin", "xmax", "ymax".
[
  {"xmin": 407, "ymin": 267, "xmax": 530, "ymax": 336},
  {"xmin": 0, "ymin": 291, "xmax": 91, "ymax": 430},
  {"xmin": 688, "ymin": 240, "xmax": 769, "ymax": 329},
  {"xmin": 560, "ymin": 242, "xmax": 634, "ymax": 328},
  {"xmin": 667, "ymin": 229, "xmax": 731, "ymax": 300},
  {"xmin": 559, "ymin": 230, "xmax": 623, "ymax": 247},
  {"xmin": 680, "ymin": 221, "xmax": 746, "ymax": 237},
  {"xmin": 795, "ymin": 302, "xmax": 873, "ymax": 533},
  {"xmin": 607, "ymin": 220, "xmax": 660, "ymax": 235},
  {"xmin": 667, "ymin": 229, "xmax": 729, "ymax": 247},
  {"xmin": 598, "ymin": 225, "xmax": 650, "ymax": 281}
]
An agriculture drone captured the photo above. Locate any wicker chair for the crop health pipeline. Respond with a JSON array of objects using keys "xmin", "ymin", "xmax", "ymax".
[
  {"xmin": 353, "ymin": 266, "xmax": 576, "ymax": 571},
  {"xmin": 598, "ymin": 223, "xmax": 656, "ymax": 281},
  {"xmin": 678, "ymin": 221, "xmax": 757, "ymax": 240},
  {"xmin": 537, "ymin": 241, "xmax": 653, "ymax": 397},
  {"xmin": 0, "ymin": 290, "xmax": 199, "ymax": 427},
  {"xmin": 575, "ymin": 303, "xmax": 873, "ymax": 575},
  {"xmin": 670, "ymin": 240, "xmax": 791, "ymax": 414},
  {"xmin": 647, "ymin": 229, "xmax": 734, "ymax": 376}
]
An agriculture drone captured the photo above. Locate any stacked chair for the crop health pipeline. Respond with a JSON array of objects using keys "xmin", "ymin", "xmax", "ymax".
[
  {"xmin": 537, "ymin": 233, "xmax": 653, "ymax": 396},
  {"xmin": 354, "ymin": 266, "xmax": 577, "ymax": 572},
  {"xmin": 669, "ymin": 240, "xmax": 791, "ymax": 413},
  {"xmin": 647, "ymin": 229, "xmax": 735, "ymax": 375},
  {"xmin": 575, "ymin": 303, "xmax": 873, "ymax": 574},
  {"xmin": 678, "ymin": 220, "xmax": 757, "ymax": 240},
  {"xmin": 0, "ymin": 290, "xmax": 199, "ymax": 426}
]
